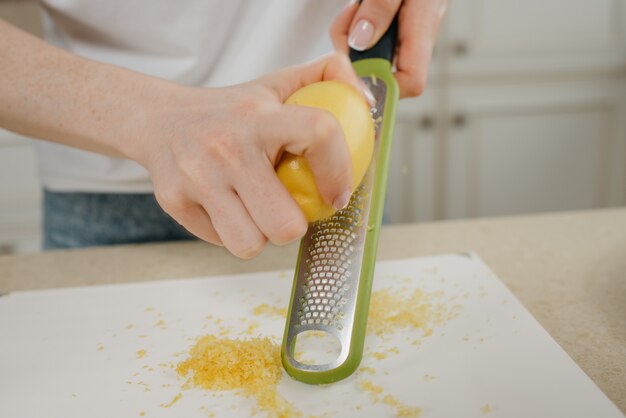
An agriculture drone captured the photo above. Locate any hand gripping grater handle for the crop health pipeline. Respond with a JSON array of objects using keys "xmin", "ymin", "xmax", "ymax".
[{"xmin": 281, "ymin": 14, "xmax": 399, "ymax": 385}]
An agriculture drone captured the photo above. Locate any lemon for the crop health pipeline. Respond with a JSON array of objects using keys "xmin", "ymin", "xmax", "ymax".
[{"xmin": 276, "ymin": 80, "xmax": 375, "ymax": 222}]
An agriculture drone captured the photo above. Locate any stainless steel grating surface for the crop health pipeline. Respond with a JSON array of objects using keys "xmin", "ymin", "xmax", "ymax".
[
  {"xmin": 283, "ymin": 76, "xmax": 388, "ymax": 373},
  {"xmin": 297, "ymin": 184, "xmax": 366, "ymax": 330}
]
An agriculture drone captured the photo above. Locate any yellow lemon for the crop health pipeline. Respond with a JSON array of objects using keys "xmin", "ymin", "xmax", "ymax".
[{"xmin": 276, "ymin": 80, "xmax": 375, "ymax": 222}]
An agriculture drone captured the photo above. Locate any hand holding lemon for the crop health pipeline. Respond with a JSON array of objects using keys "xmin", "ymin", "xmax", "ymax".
[
  {"xmin": 276, "ymin": 80, "xmax": 375, "ymax": 222},
  {"xmin": 140, "ymin": 53, "xmax": 371, "ymax": 259}
]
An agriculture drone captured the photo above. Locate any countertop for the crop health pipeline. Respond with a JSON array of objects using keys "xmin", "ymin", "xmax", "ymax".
[{"xmin": 1, "ymin": 208, "xmax": 625, "ymax": 412}]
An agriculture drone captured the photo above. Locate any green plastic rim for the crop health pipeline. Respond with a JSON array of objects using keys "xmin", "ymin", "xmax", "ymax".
[{"xmin": 280, "ymin": 58, "xmax": 399, "ymax": 384}]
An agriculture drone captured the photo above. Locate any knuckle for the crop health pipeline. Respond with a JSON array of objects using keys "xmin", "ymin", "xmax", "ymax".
[
  {"xmin": 370, "ymin": 0, "xmax": 400, "ymax": 17},
  {"xmin": 205, "ymin": 135, "xmax": 244, "ymax": 171},
  {"xmin": 179, "ymin": 156, "xmax": 205, "ymax": 182},
  {"xmin": 235, "ymin": 236, "xmax": 267, "ymax": 259},
  {"xmin": 154, "ymin": 186, "xmax": 189, "ymax": 216},
  {"xmin": 234, "ymin": 96, "xmax": 265, "ymax": 115},
  {"xmin": 333, "ymin": 169, "xmax": 353, "ymax": 193},
  {"xmin": 272, "ymin": 217, "xmax": 307, "ymax": 245},
  {"xmin": 312, "ymin": 111, "xmax": 341, "ymax": 144},
  {"xmin": 329, "ymin": 51, "xmax": 350, "ymax": 66},
  {"xmin": 203, "ymin": 229, "xmax": 223, "ymax": 247},
  {"xmin": 405, "ymin": 76, "xmax": 426, "ymax": 97}
]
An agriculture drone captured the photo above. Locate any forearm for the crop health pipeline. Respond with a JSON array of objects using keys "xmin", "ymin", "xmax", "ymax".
[{"xmin": 0, "ymin": 19, "xmax": 178, "ymax": 159}]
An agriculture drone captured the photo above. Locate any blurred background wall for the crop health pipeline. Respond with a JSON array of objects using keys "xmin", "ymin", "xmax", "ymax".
[
  {"xmin": 1, "ymin": 0, "xmax": 625, "ymax": 253},
  {"xmin": 0, "ymin": 1, "xmax": 43, "ymax": 253}
]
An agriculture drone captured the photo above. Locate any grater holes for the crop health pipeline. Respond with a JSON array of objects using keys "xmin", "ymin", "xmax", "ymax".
[{"xmin": 297, "ymin": 187, "xmax": 370, "ymax": 330}]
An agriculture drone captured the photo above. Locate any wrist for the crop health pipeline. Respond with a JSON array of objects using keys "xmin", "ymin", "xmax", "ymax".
[{"xmin": 112, "ymin": 75, "xmax": 187, "ymax": 165}]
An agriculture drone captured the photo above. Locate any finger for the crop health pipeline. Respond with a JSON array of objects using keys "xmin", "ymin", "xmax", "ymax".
[
  {"xmin": 153, "ymin": 187, "xmax": 223, "ymax": 246},
  {"xmin": 395, "ymin": 0, "xmax": 448, "ymax": 98},
  {"xmin": 233, "ymin": 156, "xmax": 308, "ymax": 245},
  {"xmin": 173, "ymin": 204, "xmax": 223, "ymax": 246},
  {"xmin": 258, "ymin": 52, "xmax": 370, "ymax": 105},
  {"xmin": 260, "ymin": 104, "xmax": 353, "ymax": 211},
  {"xmin": 202, "ymin": 189, "xmax": 267, "ymax": 259},
  {"xmin": 347, "ymin": 0, "xmax": 402, "ymax": 51},
  {"xmin": 330, "ymin": 1, "xmax": 359, "ymax": 53}
]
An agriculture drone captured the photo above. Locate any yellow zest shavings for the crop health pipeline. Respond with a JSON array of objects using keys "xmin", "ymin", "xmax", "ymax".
[
  {"xmin": 200, "ymin": 405, "xmax": 216, "ymax": 417},
  {"xmin": 252, "ymin": 304, "xmax": 288, "ymax": 318},
  {"xmin": 367, "ymin": 288, "xmax": 456, "ymax": 338},
  {"xmin": 359, "ymin": 379, "xmax": 384, "ymax": 397},
  {"xmin": 136, "ymin": 381, "xmax": 151, "ymax": 392},
  {"xmin": 136, "ymin": 349, "xmax": 146, "ymax": 359},
  {"xmin": 155, "ymin": 319, "xmax": 166, "ymax": 329},
  {"xmin": 358, "ymin": 366, "xmax": 376, "ymax": 375},
  {"xmin": 171, "ymin": 282, "xmax": 460, "ymax": 416},
  {"xmin": 139, "ymin": 411, "xmax": 145, "ymax": 416},
  {"xmin": 360, "ymin": 380, "xmax": 421, "ymax": 417},
  {"xmin": 382, "ymin": 394, "xmax": 422, "ymax": 418},
  {"xmin": 160, "ymin": 392, "xmax": 182, "ymax": 408},
  {"xmin": 96, "ymin": 343, "xmax": 104, "ymax": 351},
  {"xmin": 244, "ymin": 321, "xmax": 260, "ymax": 335},
  {"xmin": 481, "ymin": 403, "xmax": 492, "ymax": 414},
  {"xmin": 176, "ymin": 335, "xmax": 301, "ymax": 417}
]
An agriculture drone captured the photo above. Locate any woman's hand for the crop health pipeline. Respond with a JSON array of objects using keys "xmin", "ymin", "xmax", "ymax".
[
  {"xmin": 133, "ymin": 54, "xmax": 367, "ymax": 259},
  {"xmin": 330, "ymin": 0, "xmax": 448, "ymax": 98},
  {"xmin": 0, "ymin": 20, "xmax": 367, "ymax": 259}
]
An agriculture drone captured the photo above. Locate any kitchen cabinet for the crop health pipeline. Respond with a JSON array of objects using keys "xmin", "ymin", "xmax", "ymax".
[
  {"xmin": 387, "ymin": 88, "xmax": 440, "ymax": 223},
  {"xmin": 443, "ymin": 79, "xmax": 626, "ymax": 219},
  {"xmin": 386, "ymin": 0, "xmax": 626, "ymax": 223},
  {"xmin": 445, "ymin": 0, "xmax": 626, "ymax": 77}
]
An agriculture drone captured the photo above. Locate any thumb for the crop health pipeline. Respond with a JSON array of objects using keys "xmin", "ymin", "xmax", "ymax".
[{"xmin": 347, "ymin": 0, "xmax": 402, "ymax": 51}]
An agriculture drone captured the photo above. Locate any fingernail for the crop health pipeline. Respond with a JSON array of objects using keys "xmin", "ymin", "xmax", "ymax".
[
  {"xmin": 348, "ymin": 19, "xmax": 374, "ymax": 51},
  {"xmin": 333, "ymin": 190, "xmax": 352, "ymax": 210},
  {"xmin": 359, "ymin": 79, "xmax": 376, "ymax": 107}
]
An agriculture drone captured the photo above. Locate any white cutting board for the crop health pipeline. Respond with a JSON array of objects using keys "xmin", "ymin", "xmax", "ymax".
[{"xmin": 0, "ymin": 253, "xmax": 622, "ymax": 418}]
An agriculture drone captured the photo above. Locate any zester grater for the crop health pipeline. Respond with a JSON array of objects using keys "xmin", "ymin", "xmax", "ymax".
[{"xmin": 281, "ymin": 16, "xmax": 400, "ymax": 384}]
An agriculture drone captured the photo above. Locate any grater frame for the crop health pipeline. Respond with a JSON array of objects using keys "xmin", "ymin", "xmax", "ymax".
[{"xmin": 281, "ymin": 59, "xmax": 399, "ymax": 385}]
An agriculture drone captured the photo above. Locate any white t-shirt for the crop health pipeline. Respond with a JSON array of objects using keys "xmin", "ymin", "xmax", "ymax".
[{"xmin": 37, "ymin": 0, "xmax": 344, "ymax": 192}]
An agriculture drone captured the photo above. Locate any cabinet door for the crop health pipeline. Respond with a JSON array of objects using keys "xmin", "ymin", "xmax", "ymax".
[
  {"xmin": 443, "ymin": 80, "xmax": 626, "ymax": 219},
  {"xmin": 445, "ymin": 0, "xmax": 626, "ymax": 77},
  {"xmin": 386, "ymin": 87, "xmax": 440, "ymax": 223}
]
